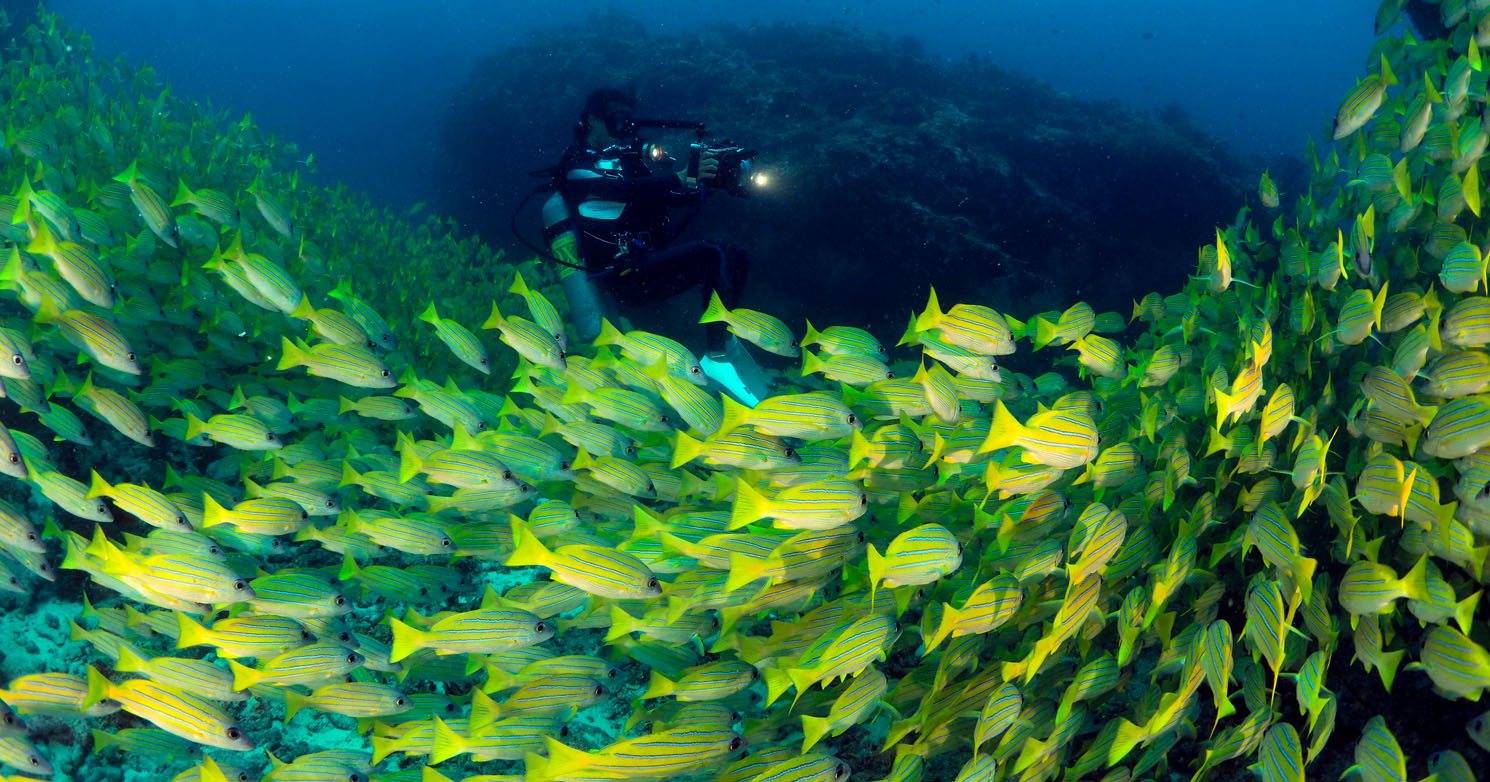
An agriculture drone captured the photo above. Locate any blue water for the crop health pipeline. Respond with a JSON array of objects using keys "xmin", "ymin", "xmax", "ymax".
[{"xmin": 49, "ymin": 0, "xmax": 1380, "ymax": 211}]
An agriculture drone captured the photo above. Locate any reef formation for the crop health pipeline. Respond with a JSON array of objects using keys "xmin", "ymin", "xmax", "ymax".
[{"xmin": 437, "ymin": 12, "xmax": 1260, "ymax": 333}]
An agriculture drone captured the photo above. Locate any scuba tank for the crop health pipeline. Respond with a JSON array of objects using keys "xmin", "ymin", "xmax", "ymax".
[{"xmin": 542, "ymin": 190, "xmax": 612, "ymax": 343}]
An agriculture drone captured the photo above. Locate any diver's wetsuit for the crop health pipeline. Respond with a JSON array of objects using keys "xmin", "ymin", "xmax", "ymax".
[{"xmin": 559, "ymin": 144, "xmax": 749, "ymax": 354}]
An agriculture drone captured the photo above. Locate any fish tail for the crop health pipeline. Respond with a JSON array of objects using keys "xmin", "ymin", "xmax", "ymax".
[
  {"xmin": 82, "ymin": 665, "xmax": 112, "ymax": 710},
  {"xmin": 1400, "ymin": 555, "xmax": 1430, "ymax": 602},
  {"xmin": 387, "ymin": 617, "xmax": 424, "ymax": 663},
  {"xmin": 801, "ymin": 319, "xmax": 822, "ymax": 347},
  {"xmin": 594, "ymin": 317, "xmax": 623, "ymax": 347},
  {"xmin": 866, "ymin": 543, "xmax": 887, "ymax": 596},
  {"xmin": 801, "ymin": 714, "xmax": 833, "ymax": 753},
  {"xmin": 640, "ymin": 669, "xmax": 676, "ymax": 700},
  {"xmin": 480, "ymin": 300, "xmax": 505, "ymax": 330},
  {"xmin": 914, "ymin": 286, "xmax": 943, "ymax": 333},
  {"xmin": 540, "ymin": 737, "xmax": 594, "ymax": 779},
  {"xmin": 89, "ymin": 729, "xmax": 114, "ymax": 754},
  {"xmin": 174, "ymin": 612, "xmax": 211, "ymax": 649},
  {"xmin": 276, "ymin": 335, "xmax": 306, "ymax": 371},
  {"xmin": 848, "ymin": 428, "xmax": 871, "ymax": 469},
  {"xmin": 369, "ymin": 736, "xmax": 400, "ymax": 765},
  {"xmin": 508, "ymin": 270, "xmax": 530, "ymax": 297},
  {"xmin": 169, "ymin": 178, "xmax": 193, "ymax": 207},
  {"xmin": 283, "ymin": 689, "xmax": 309, "ymax": 723},
  {"xmin": 801, "ymin": 350, "xmax": 824, "ymax": 376},
  {"xmin": 923, "ymin": 602, "xmax": 961, "ymax": 654},
  {"xmin": 604, "ymin": 605, "xmax": 635, "ymax": 643},
  {"xmin": 229, "ymin": 659, "xmax": 260, "ymax": 691},
  {"xmin": 84, "ymin": 469, "xmax": 111, "ymax": 500},
  {"xmin": 504, "ymin": 517, "xmax": 551, "ymax": 568},
  {"xmin": 113, "ymin": 644, "xmax": 147, "ymax": 674},
  {"xmin": 200, "ymin": 492, "xmax": 229, "ymax": 529},
  {"xmin": 428, "ymin": 715, "xmax": 466, "ymax": 765},
  {"xmin": 785, "ymin": 666, "xmax": 817, "ymax": 707},
  {"xmin": 1107, "ymin": 718, "xmax": 1146, "ymax": 765},
  {"xmin": 729, "ymin": 478, "xmax": 770, "ymax": 530},
  {"xmin": 979, "ymin": 400, "xmax": 1024, "ymax": 454},
  {"xmin": 470, "ymin": 688, "xmax": 501, "ymax": 729},
  {"xmin": 671, "ymin": 430, "xmax": 703, "ymax": 469},
  {"xmin": 396, "ymin": 441, "xmax": 424, "ymax": 485},
  {"xmin": 1032, "ymin": 317, "xmax": 1057, "ymax": 349},
  {"xmin": 290, "ymin": 295, "xmax": 316, "ymax": 320},
  {"xmin": 717, "ymin": 392, "xmax": 753, "ymax": 436},
  {"xmin": 699, "ymin": 289, "xmax": 730, "ymax": 324},
  {"xmin": 1455, "ymin": 590, "xmax": 1482, "ymax": 635},
  {"xmin": 1213, "ymin": 387, "xmax": 1235, "ymax": 430},
  {"xmin": 1378, "ymin": 648, "xmax": 1403, "ymax": 692},
  {"xmin": 725, "ymin": 551, "xmax": 769, "ymax": 593}
]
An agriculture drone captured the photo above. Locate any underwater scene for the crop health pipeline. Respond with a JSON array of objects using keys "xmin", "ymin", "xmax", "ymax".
[{"xmin": 3, "ymin": 1, "xmax": 1490, "ymax": 782}]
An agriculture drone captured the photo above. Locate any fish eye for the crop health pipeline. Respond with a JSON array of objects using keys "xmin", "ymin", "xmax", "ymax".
[
  {"xmin": 535, "ymin": 621, "xmax": 547, "ymax": 634},
  {"xmin": 395, "ymin": 697, "xmax": 406, "ymax": 706},
  {"xmin": 126, "ymin": 352, "xmax": 135, "ymax": 361},
  {"xmin": 300, "ymin": 630, "xmax": 313, "ymax": 641},
  {"xmin": 265, "ymin": 432, "xmax": 274, "ymax": 441},
  {"xmin": 232, "ymin": 580, "xmax": 246, "ymax": 590},
  {"xmin": 440, "ymin": 538, "xmax": 452, "ymax": 548},
  {"xmin": 593, "ymin": 685, "xmax": 605, "ymax": 697},
  {"xmin": 729, "ymin": 737, "xmax": 743, "ymax": 751},
  {"xmin": 236, "ymin": 775, "xmax": 249, "ymax": 782},
  {"xmin": 835, "ymin": 763, "xmax": 849, "ymax": 779},
  {"xmin": 325, "ymin": 500, "xmax": 335, "ymax": 508},
  {"xmin": 748, "ymin": 668, "xmax": 759, "ymax": 680},
  {"xmin": 226, "ymin": 727, "xmax": 242, "ymax": 740},
  {"xmin": 860, "ymin": 495, "xmax": 868, "ymax": 506},
  {"xmin": 646, "ymin": 577, "xmax": 660, "ymax": 591},
  {"xmin": 338, "ymin": 631, "xmax": 352, "ymax": 643},
  {"xmin": 9, "ymin": 355, "xmax": 20, "ymax": 365},
  {"xmin": 335, "ymin": 596, "xmax": 346, "ymax": 606},
  {"xmin": 690, "ymin": 365, "xmax": 701, "ymax": 374},
  {"xmin": 559, "ymin": 461, "xmax": 570, "ymax": 470},
  {"xmin": 7, "ymin": 454, "xmax": 17, "ymax": 463},
  {"xmin": 480, "ymin": 358, "xmax": 488, "ymax": 365},
  {"xmin": 25, "ymin": 532, "xmax": 35, "ymax": 542},
  {"xmin": 345, "ymin": 652, "xmax": 358, "ymax": 663},
  {"xmin": 784, "ymin": 448, "xmax": 797, "ymax": 458},
  {"xmin": 847, "ymin": 414, "xmax": 857, "ymax": 425},
  {"xmin": 380, "ymin": 369, "xmax": 390, "ymax": 377},
  {"xmin": 624, "ymin": 446, "xmax": 635, "ymax": 455},
  {"xmin": 560, "ymin": 725, "xmax": 570, "ymax": 737},
  {"xmin": 502, "ymin": 470, "xmax": 513, "ymax": 481},
  {"xmin": 886, "ymin": 371, "xmax": 895, "ymax": 378},
  {"xmin": 606, "ymin": 667, "xmax": 619, "ymax": 678}
]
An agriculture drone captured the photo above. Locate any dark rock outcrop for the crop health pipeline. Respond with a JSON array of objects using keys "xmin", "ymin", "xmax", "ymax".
[{"xmin": 437, "ymin": 12, "xmax": 1257, "ymax": 331}]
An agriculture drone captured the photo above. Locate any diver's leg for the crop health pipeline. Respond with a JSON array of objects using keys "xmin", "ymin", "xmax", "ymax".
[{"xmin": 561, "ymin": 268, "xmax": 619, "ymax": 344}]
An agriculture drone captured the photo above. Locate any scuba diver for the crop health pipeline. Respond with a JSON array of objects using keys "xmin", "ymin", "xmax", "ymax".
[{"xmin": 543, "ymin": 87, "xmax": 770, "ymax": 406}]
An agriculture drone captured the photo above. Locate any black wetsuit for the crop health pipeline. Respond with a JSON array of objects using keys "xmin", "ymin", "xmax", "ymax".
[{"xmin": 559, "ymin": 143, "xmax": 748, "ymax": 354}]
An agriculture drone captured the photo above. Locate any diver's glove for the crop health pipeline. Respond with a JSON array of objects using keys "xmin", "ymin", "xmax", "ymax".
[{"xmin": 700, "ymin": 337, "xmax": 770, "ymax": 408}]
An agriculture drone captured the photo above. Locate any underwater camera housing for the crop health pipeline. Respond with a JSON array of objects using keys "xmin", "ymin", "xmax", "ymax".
[
  {"xmin": 617, "ymin": 118, "xmax": 763, "ymax": 197},
  {"xmin": 688, "ymin": 142, "xmax": 759, "ymax": 198}
]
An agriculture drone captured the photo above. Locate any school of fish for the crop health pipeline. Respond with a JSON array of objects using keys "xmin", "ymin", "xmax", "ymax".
[{"xmin": 3, "ymin": 2, "xmax": 1490, "ymax": 782}]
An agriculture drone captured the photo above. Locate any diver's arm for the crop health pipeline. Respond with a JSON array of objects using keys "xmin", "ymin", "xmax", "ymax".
[{"xmin": 566, "ymin": 168, "xmax": 685, "ymax": 201}]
